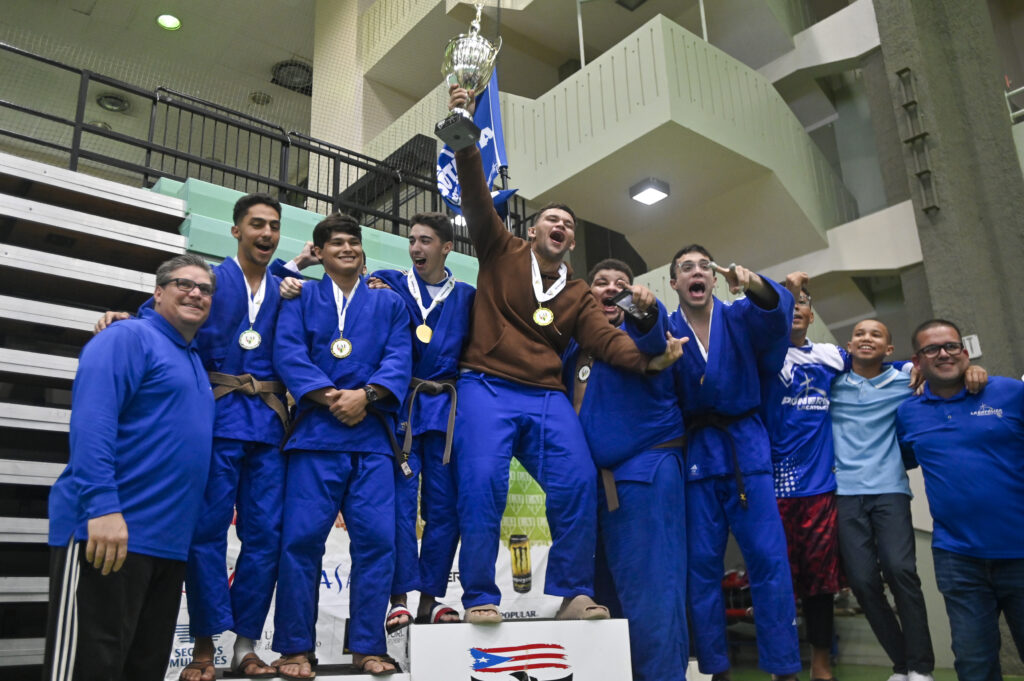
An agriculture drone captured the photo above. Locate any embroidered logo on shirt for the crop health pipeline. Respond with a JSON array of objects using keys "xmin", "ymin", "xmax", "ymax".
[
  {"xmin": 780, "ymin": 374, "xmax": 830, "ymax": 410},
  {"xmin": 690, "ymin": 464, "xmax": 699, "ymax": 476},
  {"xmin": 970, "ymin": 403, "xmax": 1003, "ymax": 418}
]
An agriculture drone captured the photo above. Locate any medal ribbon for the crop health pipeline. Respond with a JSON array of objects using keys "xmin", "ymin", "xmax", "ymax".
[
  {"xmin": 234, "ymin": 257, "xmax": 267, "ymax": 328},
  {"xmin": 530, "ymin": 251, "xmax": 567, "ymax": 305},
  {"xmin": 406, "ymin": 268, "xmax": 456, "ymax": 325},
  {"xmin": 332, "ymin": 278, "xmax": 359, "ymax": 338}
]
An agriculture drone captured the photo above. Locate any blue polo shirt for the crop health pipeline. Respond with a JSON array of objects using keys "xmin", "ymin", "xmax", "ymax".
[
  {"xmin": 897, "ymin": 377, "xmax": 1024, "ymax": 558},
  {"xmin": 831, "ymin": 366, "xmax": 912, "ymax": 496},
  {"xmin": 48, "ymin": 308, "xmax": 215, "ymax": 561}
]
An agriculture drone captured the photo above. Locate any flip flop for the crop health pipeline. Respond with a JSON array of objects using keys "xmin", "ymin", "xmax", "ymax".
[
  {"xmin": 223, "ymin": 652, "xmax": 278, "ymax": 678},
  {"xmin": 276, "ymin": 653, "xmax": 316, "ymax": 680},
  {"xmin": 555, "ymin": 594, "xmax": 610, "ymax": 620},
  {"xmin": 465, "ymin": 604, "xmax": 502, "ymax": 624},
  {"xmin": 385, "ymin": 603, "xmax": 413, "ymax": 633},
  {"xmin": 178, "ymin": 659, "xmax": 215, "ymax": 681},
  {"xmin": 354, "ymin": 653, "xmax": 402, "ymax": 676},
  {"xmin": 414, "ymin": 602, "xmax": 461, "ymax": 624}
]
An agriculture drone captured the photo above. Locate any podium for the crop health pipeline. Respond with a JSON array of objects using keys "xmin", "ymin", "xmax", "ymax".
[{"xmin": 405, "ymin": 619, "xmax": 632, "ymax": 681}]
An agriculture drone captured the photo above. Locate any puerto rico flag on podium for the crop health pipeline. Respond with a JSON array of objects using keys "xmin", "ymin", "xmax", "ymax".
[
  {"xmin": 470, "ymin": 643, "xmax": 573, "ymax": 681},
  {"xmin": 437, "ymin": 70, "xmax": 518, "ymax": 219}
]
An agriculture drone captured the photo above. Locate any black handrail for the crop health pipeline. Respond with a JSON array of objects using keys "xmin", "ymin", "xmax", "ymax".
[{"xmin": 0, "ymin": 40, "xmax": 532, "ymax": 254}]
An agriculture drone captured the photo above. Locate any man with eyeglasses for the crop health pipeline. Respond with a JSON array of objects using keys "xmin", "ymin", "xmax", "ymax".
[
  {"xmin": 43, "ymin": 254, "xmax": 217, "ymax": 681},
  {"xmin": 897, "ymin": 319, "xmax": 1024, "ymax": 681},
  {"xmin": 94, "ymin": 193, "xmax": 318, "ymax": 681},
  {"xmin": 665, "ymin": 245, "xmax": 801, "ymax": 681}
]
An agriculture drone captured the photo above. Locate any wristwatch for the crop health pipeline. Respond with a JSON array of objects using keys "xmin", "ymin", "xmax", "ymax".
[{"xmin": 362, "ymin": 385, "xmax": 380, "ymax": 404}]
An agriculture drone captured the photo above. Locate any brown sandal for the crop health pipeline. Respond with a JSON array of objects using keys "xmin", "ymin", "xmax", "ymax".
[{"xmin": 354, "ymin": 653, "xmax": 400, "ymax": 675}]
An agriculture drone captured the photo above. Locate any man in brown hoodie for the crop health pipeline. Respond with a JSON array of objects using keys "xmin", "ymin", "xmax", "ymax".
[{"xmin": 447, "ymin": 86, "xmax": 685, "ymax": 624}]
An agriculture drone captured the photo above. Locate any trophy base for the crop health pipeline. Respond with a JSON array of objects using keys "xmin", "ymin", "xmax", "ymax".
[{"xmin": 435, "ymin": 113, "xmax": 481, "ymax": 152}]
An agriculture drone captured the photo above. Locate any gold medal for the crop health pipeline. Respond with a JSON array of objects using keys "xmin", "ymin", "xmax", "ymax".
[
  {"xmin": 238, "ymin": 328, "xmax": 261, "ymax": 350},
  {"xmin": 533, "ymin": 306, "xmax": 554, "ymax": 327},
  {"xmin": 415, "ymin": 324, "xmax": 433, "ymax": 344},
  {"xmin": 331, "ymin": 337, "xmax": 353, "ymax": 359}
]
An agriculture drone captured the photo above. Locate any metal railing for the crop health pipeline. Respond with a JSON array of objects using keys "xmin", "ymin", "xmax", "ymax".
[
  {"xmin": 1007, "ymin": 85, "xmax": 1024, "ymax": 124},
  {"xmin": 0, "ymin": 41, "xmax": 530, "ymax": 254}
]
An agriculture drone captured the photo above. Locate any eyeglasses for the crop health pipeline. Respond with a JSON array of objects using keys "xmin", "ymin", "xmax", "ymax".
[
  {"xmin": 917, "ymin": 342, "xmax": 964, "ymax": 358},
  {"xmin": 795, "ymin": 296, "xmax": 812, "ymax": 307},
  {"xmin": 159, "ymin": 277, "xmax": 215, "ymax": 297},
  {"xmin": 675, "ymin": 259, "xmax": 712, "ymax": 274}
]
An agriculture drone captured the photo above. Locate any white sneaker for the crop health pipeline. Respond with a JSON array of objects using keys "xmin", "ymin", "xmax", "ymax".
[
  {"xmin": 886, "ymin": 674, "xmax": 908, "ymax": 681},
  {"xmin": 908, "ymin": 673, "xmax": 934, "ymax": 681}
]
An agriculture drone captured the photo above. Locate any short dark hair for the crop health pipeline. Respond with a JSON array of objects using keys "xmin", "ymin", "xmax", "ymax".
[
  {"xmin": 233, "ymin": 192, "xmax": 281, "ymax": 225},
  {"xmin": 534, "ymin": 202, "xmax": 577, "ymax": 225},
  {"xmin": 670, "ymin": 244, "xmax": 714, "ymax": 277},
  {"xmin": 410, "ymin": 212, "xmax": 454, "ymax": 243},
  {"xmin": 588, "ymin": 258, "xmax": 634, "ymax": 285},
  {"xmin": 156, "ymin": 253, "xmax": 216, "ymax": 290},
  {"xmin": 911, "ymin": 318, "xmax": 962, "ymax": 352},
  {"xmin": 853, "ymin": 318, "xmax": 893, "ymax": 344},
  {"xmin": 313, "ymin": 212, "xmax": 361, "ymax": 249}
]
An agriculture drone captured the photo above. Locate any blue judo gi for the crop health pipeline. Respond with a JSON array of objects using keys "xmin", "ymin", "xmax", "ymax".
[
  {"xmin": 272, "ymin": 275, "xmax": 411, "ymax": 656},
  {"xmin": 667, "ymin": 281, "xmax": 802, "ymax": 676},
  {"xmin": 371, "ymin": 267, "xmax": 474, "ymax": 599},
  {"xmin": 175, "ymin": 257, "xmax": 290, "ymax": 641},
  {"xmin": 563, "ymin": 301, "xmax": 689, "ymax": 681}
]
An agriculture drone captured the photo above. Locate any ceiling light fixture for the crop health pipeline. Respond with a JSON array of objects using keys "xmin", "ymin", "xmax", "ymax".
[
  {"xmin": 249, "ymin": 91, "xmax": 273, "ymax": 106},
  {"xmin": 96, "ymin": 93, "xmax": 130, "ymax": 113},
  {"xmin": 629, "ymin": 177, "xmax": 669, "ymax": 205},
  {"xmin": 615, "ymin": 0, "xmax": 648, "ymax": 10},
  {"xmin": 272, "ymin": 59, "xmax": 313, "ymax": 95},
  {"xmin": 156, "ymin": 14, "xmax": 181, "ymax": 30}
]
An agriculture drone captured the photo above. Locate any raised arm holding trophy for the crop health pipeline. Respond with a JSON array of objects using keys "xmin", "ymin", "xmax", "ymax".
[{"xmin": 435, "ymin": 2, "xmax": 501, "ymax": 152}]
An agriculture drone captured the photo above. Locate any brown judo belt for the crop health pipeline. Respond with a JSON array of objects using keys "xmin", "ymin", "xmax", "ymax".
[
  {"xmin": 573, "ymin": 354, "xmax": 685, "ymax": 513},
  {"xmin": 208, "ymin": 371, "xmax": 289, "ymax": 429},
  {"xmin": 402, "ymin": 377, "xmax": 458, "ymax": 467}
]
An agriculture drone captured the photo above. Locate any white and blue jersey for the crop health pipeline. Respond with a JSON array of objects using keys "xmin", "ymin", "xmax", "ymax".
[
  {"xmin": 897, "ymin": 377, "xmax": 1024, "ymax": 558},
  {"xmin": 762, "ymin": 341, "xmax": 849, "ymax": 498}
]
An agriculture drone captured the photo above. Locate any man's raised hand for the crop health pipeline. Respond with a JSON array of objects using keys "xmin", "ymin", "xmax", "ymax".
[{"xmin": 647, "ymin": 333, "xmax": 689, "ymax": 372}]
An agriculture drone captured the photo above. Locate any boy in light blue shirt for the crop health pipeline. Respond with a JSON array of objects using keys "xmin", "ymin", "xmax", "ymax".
[
  {"xmin": 831, "ymin": 319, "xmax": 933, "ymax": 681},
  {"xmin": 831, "ymin": 319, "xmax": 987, "ymax": 681}
]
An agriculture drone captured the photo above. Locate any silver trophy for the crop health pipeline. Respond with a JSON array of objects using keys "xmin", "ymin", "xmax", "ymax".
[{"xmin": 435, "ymin": 2, "xmax": 502, "ymax": 151}]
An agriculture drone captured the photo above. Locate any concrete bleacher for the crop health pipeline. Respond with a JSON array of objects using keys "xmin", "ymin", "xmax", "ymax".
[
  {"xmin": 0, "ymin": 151, "xmax": 190, "ymax": 673},
  {"xmin": 0, "ymin": 150, "xmax": 482, "ymax": 677}
]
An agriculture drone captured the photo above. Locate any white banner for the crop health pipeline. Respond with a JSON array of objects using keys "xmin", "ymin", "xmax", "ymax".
[{"xmin": 165, "ymin": 521, "xmax": 561, "ymax": 678}]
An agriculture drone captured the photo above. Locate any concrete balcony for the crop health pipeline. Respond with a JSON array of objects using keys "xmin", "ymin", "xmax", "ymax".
[{"xmin": 368, "ymin": 14, "xmax": 856, "ymax": 270}]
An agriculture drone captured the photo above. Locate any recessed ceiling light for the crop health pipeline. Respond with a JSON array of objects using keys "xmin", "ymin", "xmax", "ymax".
[
  {"xmin": 156, "ymin": 14, "xmax": 181, "ymax": 30},
  {"xmin": 249, "ymin": 91, "xmax": 273, "ymax": 106},
  {"xmin": 630, "ymin": 177, "xmax": 669, "ymax": 205},
  {"xmin": 96, "ymin": 93, "xmax": 130, "ymax": 113},
  {"xmin": 272, "ymin": 59, "xmax": 313, "ymax": 94}
]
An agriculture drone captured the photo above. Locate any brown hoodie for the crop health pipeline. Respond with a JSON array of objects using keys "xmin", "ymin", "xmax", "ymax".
[{"xmin": 455, "ymin": 146, "xmax": 650, "ymax": 392}]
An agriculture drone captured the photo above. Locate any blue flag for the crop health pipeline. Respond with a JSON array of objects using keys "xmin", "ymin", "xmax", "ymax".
[{"xmin": 437, "ymin": 70, "xmax": 517, "ymax": 218}]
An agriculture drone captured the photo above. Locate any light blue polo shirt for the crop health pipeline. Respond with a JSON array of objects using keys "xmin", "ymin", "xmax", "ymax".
[{"xmin": 831, "ymin": 366, "xmax": 912, "ymax": 496}]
